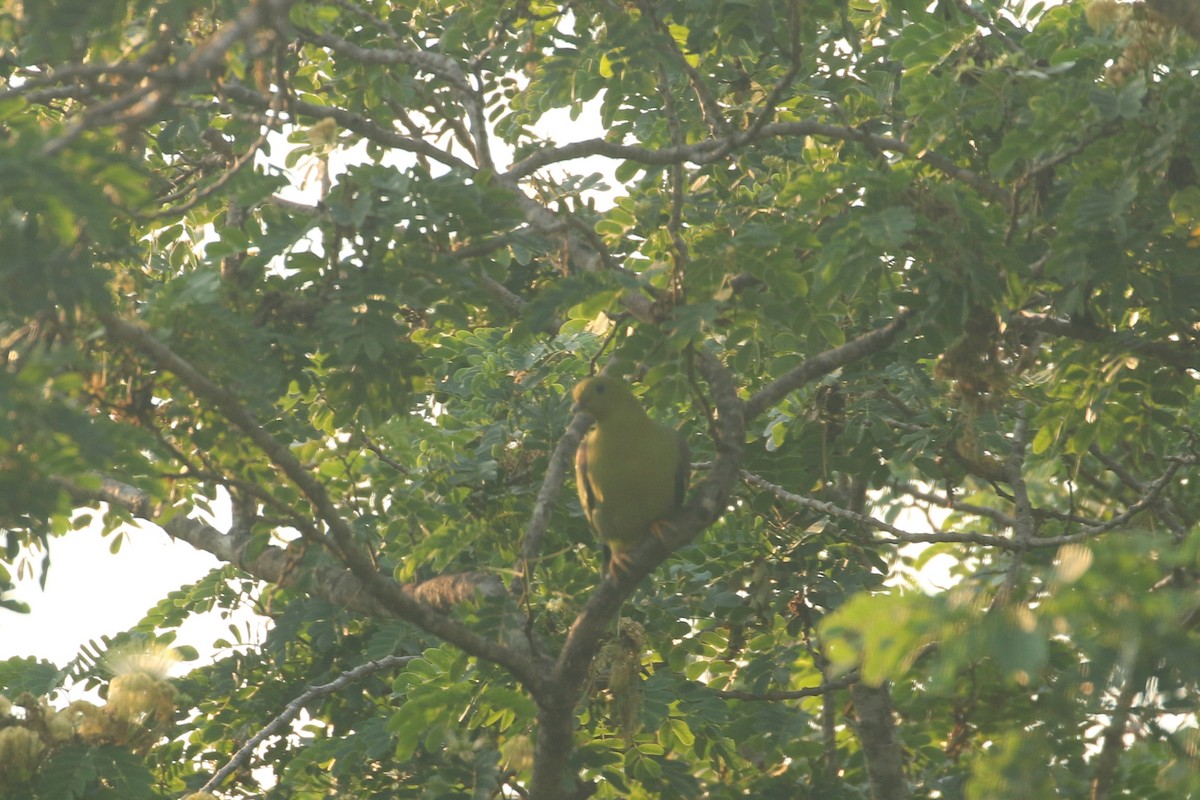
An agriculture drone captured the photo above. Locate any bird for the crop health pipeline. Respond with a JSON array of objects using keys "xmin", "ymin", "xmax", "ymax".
[{"xmin": 572, "ymin": 375, "xmax": 689, "ymax": 577}]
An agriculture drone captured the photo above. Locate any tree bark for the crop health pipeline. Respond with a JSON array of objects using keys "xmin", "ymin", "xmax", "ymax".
[{"xmin": 852, "ymin": 682, "xmax": 910, "ymax": 800}]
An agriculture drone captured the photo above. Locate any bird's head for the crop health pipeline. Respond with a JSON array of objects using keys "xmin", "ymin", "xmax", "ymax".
[{"xmin": 571, "ymin": 375, "xmax": 640, "ymax": 422}]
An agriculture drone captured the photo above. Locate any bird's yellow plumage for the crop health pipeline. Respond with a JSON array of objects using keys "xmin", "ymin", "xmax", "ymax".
[{"xmin": 572, "ymin": 375, "xmax": 689, "ymax": 576}]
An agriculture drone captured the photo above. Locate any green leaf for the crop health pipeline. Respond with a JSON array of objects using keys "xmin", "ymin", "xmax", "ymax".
[
  {"xmin": 0, "ymin": 658, "xmax": 63, "ymax": 696},
  {"xmin": 36, "ymin": 746, "xmax": 97, "ymax": 799}
]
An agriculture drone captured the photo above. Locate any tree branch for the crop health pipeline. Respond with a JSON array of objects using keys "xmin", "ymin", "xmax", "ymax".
[
  {"xmin": 742, "ymin": 471, "xmax": 1009, "ymax": 548},
  {"xmin": 62, "ymin": 476, "xmax": 505, "ymax": 618},
  {"xmin": 201, "ymin": 654, "xmax": 418, "ymax": 793},
  {"xmin": 743, "ymin": 453, "xmax": 1195, "ymax": 552},
  {"xmin": 1089, "ymin": 660, "xmax": 1141, "ymax": 800},
  {"xmin": 1090, "ymin": 444, "xmax": 1190, "ymax": 538},
  {"xmin": 219, "ymin": 84, "xmax": 476, "ymax": 173},
  {"xmin": 1009, "ymin": 312, "xmax": 1200, "ymax": 371},
  {"xmin": 639, "ymin": 0, "xmax": 732, "ymax": 138},
  {"xmin": 852, "ymin": 682, "xmax": 911, "ymax": 800},
  {"xmin": 100, "ymin": 315, "xmax": 354, "ymax": 553},
  {"xmin": 513, "ymin": 410, "xmax": 591, "ymax": 598},
  {"xmin": 950, "ymin": 0, "xmax": 1021, "ymax": 52},
  {"xmin": 994, "ymin": 403, "xmax": 1034, "ymax": 607},
  {"xmin": 894, "ymin": 482, "xmax": 1018, "ymax": 529},
  {"xmin": 1053, "ymin": 457, "xmax": 1193, "ymax": 545},
  {"xmin": 505, "ymin": 119, "xmax": 1005, "ymax": 202},
  {"xmin": 714, "ymin": 669, "xmax": 859, "ymax": 701},
  {"xmin": 294, "ymin": 25, "xmax": 494, "ymax": 171},
  {"xmin": 745, "ymin": 310, "xmax": 912, "ymax": 422},
  {"xmin": 529, "ymin": 349, "xmax": 745, "ymax": 800},
  {"xmin": 42, "ymin": 0, "xmax": 296, "ymax": 157},
  {"xmin": 295, "ymin": 27, "xmax": 472, "ymax": 92},
  {"xmin": 99, "ymin": 316, "xmax": 548, "ymax": 694}
]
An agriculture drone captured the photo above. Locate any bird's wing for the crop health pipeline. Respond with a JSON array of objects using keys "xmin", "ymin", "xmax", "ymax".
[
  {"xmin": 576, "ymin": 433, "xmax": 597, "ymax": 523},
  {"xmin": 576, "ymin": 433, "xmax": 612, "ymax": 574}
]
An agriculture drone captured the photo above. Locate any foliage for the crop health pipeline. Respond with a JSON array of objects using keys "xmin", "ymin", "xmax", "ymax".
[{"xmin": 3, "ymin": 0, "xmax": 1200, "ymax": 797}]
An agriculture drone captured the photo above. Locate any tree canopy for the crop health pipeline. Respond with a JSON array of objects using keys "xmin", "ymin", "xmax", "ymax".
[{"xmin": 3, "ymin": 0, "xmax": 1200, "ymax": 797}]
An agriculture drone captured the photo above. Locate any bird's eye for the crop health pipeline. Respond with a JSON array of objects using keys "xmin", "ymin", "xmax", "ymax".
[{"xmin": 596, "ymin": 383, "xmax": 606, "ymax": 393}]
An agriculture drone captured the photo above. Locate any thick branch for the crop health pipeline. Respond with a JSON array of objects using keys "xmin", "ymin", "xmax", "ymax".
[
  {"xmin": 529, "ymin": 350, "xmax": 745, "ymax": 800},
  {"xmin": 505, "ymin": 135, "xmax": 728, "ymax": 178},
  {"xmin": 65, "ymin": 476, "xmax": 505, "ymax": 619},
  {"xmin": 1010, "ymin": 312, "xmax": 1200, "ymax": 371},
  {"xmin": 852, "ymin": 682, "xmax": 911, "ymax": 800},
  {"xmin": 745, "ymin": 310, "xmax": 912, "ymax": 422},
  {"xmin": 99, "ymin": 316, "xmax": 548, "ymax": 693},
  {"xmin": 100, "ymin": 315, "xmax": 354, "ymax": 552},
  {"xmin": 1089, "ymin": 658, "xmax": 1141, "ymax": 800}
]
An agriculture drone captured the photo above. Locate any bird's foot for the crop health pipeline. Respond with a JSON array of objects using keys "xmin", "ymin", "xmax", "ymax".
[
  {"xmin": 648, "ymin": 519, "xmax": 674, "ymax": 542},
  {"xmin": 607, "ymin": 548, "xmax": 634, "ymax": 578}
]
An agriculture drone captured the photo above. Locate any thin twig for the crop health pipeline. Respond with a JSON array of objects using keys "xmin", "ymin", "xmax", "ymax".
[
  {"xmin": 713, "ymin": 669, "xmax": 859, "ymax": 701},
  {"xmin": 42, "ymin": 0, "xmax": 296, "ymax": 157},
  {"xmin": 1090, "ymin": 444, "xmax": 1189, "ymax": 538},
  {"xmin": 894, "ymin": 483, "xmax": 1017, "ymax": 529},
  {"xmin": 658, "ymin": 63, "xmax": 690, "ymax": 302},
  {"xmin": 513, "ymin": 410, "xmax": 592, "ymax": 599},
  {"xmin": 951, "ymin": 0, "xmax": 1021, "ymax": 52},
  {"xmin": 504, "ymin": 121, "xmax": 1005, "ymax": 202},
  {"xmin": 221, "ymin": 83, "xmax": 476, "ymax": 173},
  {"xmin": 742, "ymin": 471, "xmax": 1011, "ymax": 548},
  {"xmin": 735, "ymin": 0, "xmax": 803, "ymax": 149},
  {"xmin": 639, "ymin": 0, "xmax": 731, "ymax": 137},
  {"xmin": 294, "ymin": 23, "xmax": 493, "ymax": 172},
  {"xmin": 201, "ymin": 655, "xmax": 418, "ymax": 793},
  {"xmin": 994, "ymin": 402, "xmax": 1033, "ymax": 608},
  {"xmin": 745, "ymin": 311, "xmax": 911, "ymax": 421},
  {"xmin": 743, "ymin": 452, "xmax": 1194, "ymax": 552},
  {"xmin": 145, "ymin": 114, "xmax": 276, "ymax": 219}
]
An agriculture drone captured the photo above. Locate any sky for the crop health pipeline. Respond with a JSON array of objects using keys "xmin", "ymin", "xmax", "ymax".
[{"xmin": 1, "ymin": 522, "xmax": 226, "ymax": 665}]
